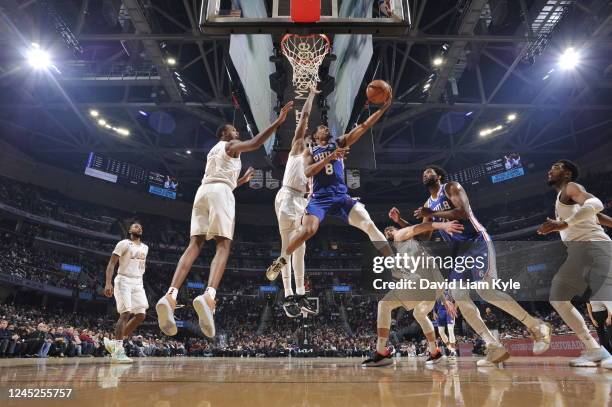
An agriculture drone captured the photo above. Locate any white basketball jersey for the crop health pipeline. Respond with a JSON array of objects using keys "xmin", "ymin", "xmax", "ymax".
[
  {"xmin": 113, "ymin": 239, "xmax": 148, "ymax": 278},
  {"xmin": 202, "ymin": 141, "xmax": 242, "ymax": 190},
  {"xmin": 555, "ymin": 192, "xmax": 610, "ymax": 242},
  {"xmin": 282, "ymin": 154, "xmax": 308, "ymax": 192}
]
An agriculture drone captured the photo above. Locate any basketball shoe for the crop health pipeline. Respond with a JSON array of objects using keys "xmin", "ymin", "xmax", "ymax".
[
  {"xmin": 425, "ymin": 348, "xmax": 446, "ymax": 365},
  {"xmin": 193, "ymin": 292, "xmax": 216, "ymax": 338},
  {"xmin": 156, "ymin": 294, "xmax": 177, "ymax": 336},
  {"xmin": 266, "ymin": 257, "xmax": 286, "ymax": 281},
  {"xmin": 362, "ymin": 348, "xmax": 394, "ymax": 367},
  {"xmin": 282, "ymin": 296, "xmax": 301, "ymax": 318}
]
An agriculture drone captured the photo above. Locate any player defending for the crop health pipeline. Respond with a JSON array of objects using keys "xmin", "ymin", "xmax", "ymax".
[
  {"xmin": 362, "ymin": 220, "xmax": 464, "ymax": 367},
  {"xmin": 156, "ymin": 102, "xmax": 294, "ymax": 338},
  {"xmin": 103, "ymin": 223, "xmax": 148, "ymax": 363},
  {"xmin": 537, "ymin": 160, "xmax": 612, "ymax": 368},
  {"xmin": 390, "ymin": 165, "xmax": 551, "ymax": 367},
  {"xmin": 273, "ymin": 87, "xmax": 319, "ymax": 318},
  {"xmin": 266, "ymin": 92, "xmax": 393, "ymax": 278},
  {"xmin": 433, "ymin": 297, "xmax": 457, "ymax": 360}
]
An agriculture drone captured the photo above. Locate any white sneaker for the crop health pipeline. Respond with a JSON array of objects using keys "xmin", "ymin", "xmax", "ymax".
[
  {"xmin": 485, "ymin": 342, "xmax": 510, "ymax": 364},
  {"xmin": 601, "ymin": 357, "xmax": 612, "ymax": 370},
  {"xmin": 530, "ymin": 321, "xmax": 552, "ymax": 355},
  {"xmin": 110, "ymin": 345, "xmax": 133, "ymax": 364},
  {"xmin": 569, "ymin": 348, "xmax": 611, "ymax": 367},
  {"xmin": 103, "ymin": 337, "xmax": 115, "ymax": 355},
  {"xmin": 156, "ymin": 294, "xmax": 178, "ymax": 336},
  {"xmin": 193, "ymin": 293, "xmax": 216, "ymax": 338},
  {"xmin": 266, "ymin": 257, "xmax": 286, "ymax": 281},
  {"xmin": 448, "ymin": 350, "xmax": 457, "ymax": 362}
]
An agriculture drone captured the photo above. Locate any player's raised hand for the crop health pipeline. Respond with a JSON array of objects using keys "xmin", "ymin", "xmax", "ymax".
[
  {"xmin": 276, "ymin": 101, "xmax": 294, "ymax": 124},
  {"xmin": 537, "ymin": 217, "xmax": 568, "ymax": 235},
  {"xmin": 243, "ymin": 167, "xmax": 255, "ymax": 182},
  {"xmin": 413, "ymin": 206, "xmax": 433, "ymax": 219},
  {"xmin": 330, "ymin": 147, "xmax": 349, "ymax": 160},
  {"xmin": 388, "ymin": 207, "xmax": 402, "ymax": 223},
  {"xmin": 441, "ymin": 220, "xmax": 464, "ymax": 236},
  {"xmin": 309, "ymin": 85, "xmax": 321, "ymax": 95},
  {"xmin": 104, "ymin": 283, "xmax": 113, "ymax": 298}
]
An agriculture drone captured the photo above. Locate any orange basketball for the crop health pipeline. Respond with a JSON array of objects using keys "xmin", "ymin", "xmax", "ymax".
[{"xmin": 366, "ymin": 80, "xmax": 391, "ymax": 104}]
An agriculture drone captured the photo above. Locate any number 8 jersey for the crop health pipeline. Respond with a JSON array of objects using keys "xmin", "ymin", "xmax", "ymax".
[{"xmin": 310, "ymin": 142, "xmax": 347, "ymax": 196}]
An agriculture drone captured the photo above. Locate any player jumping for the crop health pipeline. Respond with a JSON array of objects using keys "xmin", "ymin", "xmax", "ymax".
[
  {"xmin": 266, "ymin": 93, "xmax": 393, "ymax": 279},
  {"xmin": 103, "ymin": 222, "xmax": 148, "ymax": 363},
  {"xmin": 273, "ymin": 87, "xmax": 319, "ymax": 318},
  {"xmin": 156, "ymin": 102, "xmax": 293, "ymax": 338}
]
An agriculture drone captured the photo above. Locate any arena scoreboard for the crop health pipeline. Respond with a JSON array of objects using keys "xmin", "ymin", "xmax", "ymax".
[
  {"xmin": 448, "ymin": 153, "xmax": 525, "ymax": 185},
  {"xmin": 84, "ymin": 153, "xmax": 179, "ymax": 199}
]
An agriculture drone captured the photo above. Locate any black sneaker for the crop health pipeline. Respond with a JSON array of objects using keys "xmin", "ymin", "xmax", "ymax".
[
  {"xmin": 425, "ymin": 348, "xmax": 446, "ymax": 365},
  {"xmin": 297, "ymin": 295, "xmax": 316, "ymax": 315},
  {"xmin": 362, "ymin": 348, "xmax": 394, "ymax": 367},
  {"xmin": 282, "ymin": 296, "xmax": 301, "ymax": 318}
]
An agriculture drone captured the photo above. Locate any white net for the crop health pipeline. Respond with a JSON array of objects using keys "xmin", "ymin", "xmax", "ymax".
[{"xmin": 281, "ymin": 34, "xmax": 330, "ymax": 90}]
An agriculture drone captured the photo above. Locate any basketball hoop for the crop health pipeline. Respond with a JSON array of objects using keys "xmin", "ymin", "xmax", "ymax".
[{"xmin": 280, "ymin": 34, "xmax": 331, "ymax": 90}]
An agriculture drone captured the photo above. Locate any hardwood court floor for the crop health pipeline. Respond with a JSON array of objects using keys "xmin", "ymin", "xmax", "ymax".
[{"xmin": 1, "ymin": 356, "xmax": 610, "ymax": 407}]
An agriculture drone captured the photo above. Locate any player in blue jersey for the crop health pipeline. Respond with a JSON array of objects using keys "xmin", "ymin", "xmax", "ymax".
[
  {"xmin": 389, "ymin": 165, "xmax": 552, "ymax": 367},
  {"xmin": 266, "ymin": 95, "xmax": 393, "ymax": 281},
  {"xmin": 433, "ymin": 298, "xmax": 457, "ymax": 360}
]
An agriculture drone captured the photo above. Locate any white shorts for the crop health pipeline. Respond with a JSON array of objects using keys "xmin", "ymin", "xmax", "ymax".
[
  {"xmin": 191, "ymin": 182, "xmax": 235, "ymax": 240},
  {"xmin": 275, "ymin": 187, "xmax": 308, "ymax": 232},
  {"xmin": 114, "ymin": 275, "xmax": 148, "ymax": 315}
]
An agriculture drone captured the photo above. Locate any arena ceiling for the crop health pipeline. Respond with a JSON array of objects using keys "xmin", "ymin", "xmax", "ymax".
[{"xmin": 0, "ymin": 0, "xmax": 611, "ymax": 203}]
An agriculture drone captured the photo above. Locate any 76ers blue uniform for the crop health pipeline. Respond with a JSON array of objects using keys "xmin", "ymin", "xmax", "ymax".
[
  {"xmin": 434, "ymin": 299, "xmax": 454, "ymax": 326},
  {"xmin": 426, "ymin": 183, "xmax": 495, "ymax": 281},
  {"xmin": 305, "ymin": 142, "xmax": 358, "ymax": 222}
]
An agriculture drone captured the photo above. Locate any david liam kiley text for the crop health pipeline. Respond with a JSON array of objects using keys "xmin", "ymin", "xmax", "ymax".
[{"xmin": 373, "ymin": 278, "xmax": 521, "ymax": 291}]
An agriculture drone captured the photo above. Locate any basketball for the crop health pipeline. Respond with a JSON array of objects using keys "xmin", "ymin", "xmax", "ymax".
[{"xmin": 366, "ymin": 80, "xmax": 391, "ymax": 104}]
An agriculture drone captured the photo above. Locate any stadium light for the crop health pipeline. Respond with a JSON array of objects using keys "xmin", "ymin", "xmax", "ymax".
[
  {"xmin": 89, "ymin": 109, "xmax": 99, "ymax": 117},
  {"xmin": 115, "ymin": 128, "xmax": 130, "ymax": 136},
  {"xmin": 186, "ymin": 150, "xmax": 192, "ymax": 154},
  {"xmin": 98, "ymin": 119, "xmax": 107, "ymax": 126},
  {"xmin": 432, "ymin": 57, "xmax": 444, "ymax": 67},
  {"xmin": 479, "ymin": 128, "xmax": 491, "ymax": 137},
  {"xmin": 167, "ymin": 57, "xmax": 176, "ymax": 66},
  {"xmin": 27, "ymin": 43, "xmax": 51, "ymax": 69},
  {"xmin": 507, "ymin": 113, "xmax": 517, "ymax": 122},
  {"xmin": 558, "ymin": 47, "xmax": 580, "ymax": 70}
]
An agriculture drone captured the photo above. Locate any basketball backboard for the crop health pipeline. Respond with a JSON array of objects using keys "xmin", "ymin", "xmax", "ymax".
[{"xmin": 200, "ymin": 0, "xmax": 411, "ymax": 35}]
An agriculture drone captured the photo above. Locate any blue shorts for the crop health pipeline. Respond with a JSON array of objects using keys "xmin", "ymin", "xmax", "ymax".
[
  {"xmin": 449, "ymin": 233, "xmax": 496, "ymax": 282},
  {"xmin": 437, "ymin": 309, "xmax": 454, "ymax": 326},
  {"xmin": 305, "ymin": 193, "xmax": 358, "ymax": 223}
]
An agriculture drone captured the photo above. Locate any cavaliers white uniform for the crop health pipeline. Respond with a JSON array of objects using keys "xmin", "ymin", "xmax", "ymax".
[
  {"xmin": 191, "ymin": 141, "xmax": 241, "ymax": 240},
  {"xmin": 552, "ymin": 191, "xmax": 612, "ymax": 301},
  {"xmin": 274, "ymin": 154, "xmax": 309, "ymax": 231},
  {"xmin": 113, "ymin": 239, "xmax": 149, "ymax": 315}
]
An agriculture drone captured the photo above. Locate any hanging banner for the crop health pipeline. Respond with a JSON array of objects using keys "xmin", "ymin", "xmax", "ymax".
[
  {"xmin": 346, "ymin": 169, "xmax": 360, "ymax": 189},
  {"xmin": 249, "ymin": 169, "xmax": 264, "ymax": 189},
  {"xmin": 265, "ymin": 170, "xmax": 280, "ymax": 189}
]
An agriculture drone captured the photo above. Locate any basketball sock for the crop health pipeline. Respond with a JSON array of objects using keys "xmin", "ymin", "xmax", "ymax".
[
  {"xmin": 166, "ymin": 287, "xmax": 178, "ymax": 301},
  {"xmin": 551, "ymin": 301, "xmax": 599, "ymax": 350},
  {"xmin": 452, "ymin": 289, "xmax": 497, "ymax": 345},
  {"xmin": 293, "ymin": 242, "xmax": 306, "ymax": 296},
  {"xmin": 376, "ymin": 337, "xmax": 388, "ymax": 354},
  {"xmin": 477, "ymin": 288, "xmax": 539, "ymax": 329},
  {"xmin": 280, "ymin": 229, "xmax": 295, "ymax": 295},
  {"xmin": 205, "ymin": 286, "xmax": 216, "ymax": 301}
]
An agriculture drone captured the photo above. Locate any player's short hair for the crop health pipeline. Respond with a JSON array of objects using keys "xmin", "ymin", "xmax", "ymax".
[
  {"xmin": 424, "ymin": 165, "xmax": 447, "ymax": 183},
  {"xmin": 216, "ymin": 124, "xmax": 231, "ymax": 139},
  {"xmin": 558, "ymin": 159, "xmax": 580, "ymax": 181}
]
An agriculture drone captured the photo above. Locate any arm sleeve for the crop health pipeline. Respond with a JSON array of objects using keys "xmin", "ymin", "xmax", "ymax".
[
  {"xmin": 565, "ymin": 197, "xmax": 604, "ymax": 226},
  {"xmin": 112, "ymin": 240, "xmax": 128, "ymax": 257}
]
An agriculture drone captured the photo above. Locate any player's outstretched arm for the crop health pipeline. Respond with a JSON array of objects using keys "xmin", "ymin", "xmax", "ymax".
[
  {"xmin": 227, "ymin": 101, "xmax": 294, "ymax": 155},
  {"xmin": 291, "ymin": 87, "xmax": 319, "ymax": 156},
  {"xmin": 236, "ymin": 167, "xmax": 255, "ymax": 188},
  {"xmin": 304, "ymin": 146, "xmax": 349, "ymax": 178},
  {"xmin": 388, "ymin": 207, "xmax": 410, "ymax": 228},
  {"xmin": 337, "ymin": 95, "xmax": 392, "ymax": 148},
  {"xmin": 414, "ymin": 182, "xmax": 469, "ymax": 221},
  {"xmin": 104, "ymin": 254, "xmax": 120, "ymax": 297},
  {"xmin": 597, "ymin": 212, "xmax": 612, "ymax": 228},
  {"xmin": 392, "ymin": 220, "xmax": 463, "ymax": 241}
]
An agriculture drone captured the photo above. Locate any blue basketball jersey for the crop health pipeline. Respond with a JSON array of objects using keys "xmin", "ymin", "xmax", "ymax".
[
  {"xmin": 434, "ymin": 299, "xmax": 446, "ymax": 315},
  {"xmin": 310, "ymin": 142, "xmax": 347, "ymax": 195},
  {"xmin": 425, "ymin": 183, "xmax": 487, "ymax": 242}
]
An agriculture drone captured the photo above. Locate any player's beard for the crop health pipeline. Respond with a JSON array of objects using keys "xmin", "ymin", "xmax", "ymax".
[
  {"xmin": 129, "ymin": 232, "xmax": 142, "ymax": 240},
  {"xmin": 423, "ymin": 177, "xmax": 438, "ymax": 188}
]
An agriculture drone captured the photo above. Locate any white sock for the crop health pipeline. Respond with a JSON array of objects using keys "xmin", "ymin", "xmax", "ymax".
[
  {"xmin": 166, "ymin": 287, "xmax": 178, "ymax": 301},
  {"xmin": 205, "ymin": 286, "xmax": 216, "ymax": 300},
  {"xmin": 377, "ymin": 337, "xmax": 388, "ymax": 354},
  {"xmin": 294, "ymin": 242, "xmax": 306, "ymax": 296}
]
